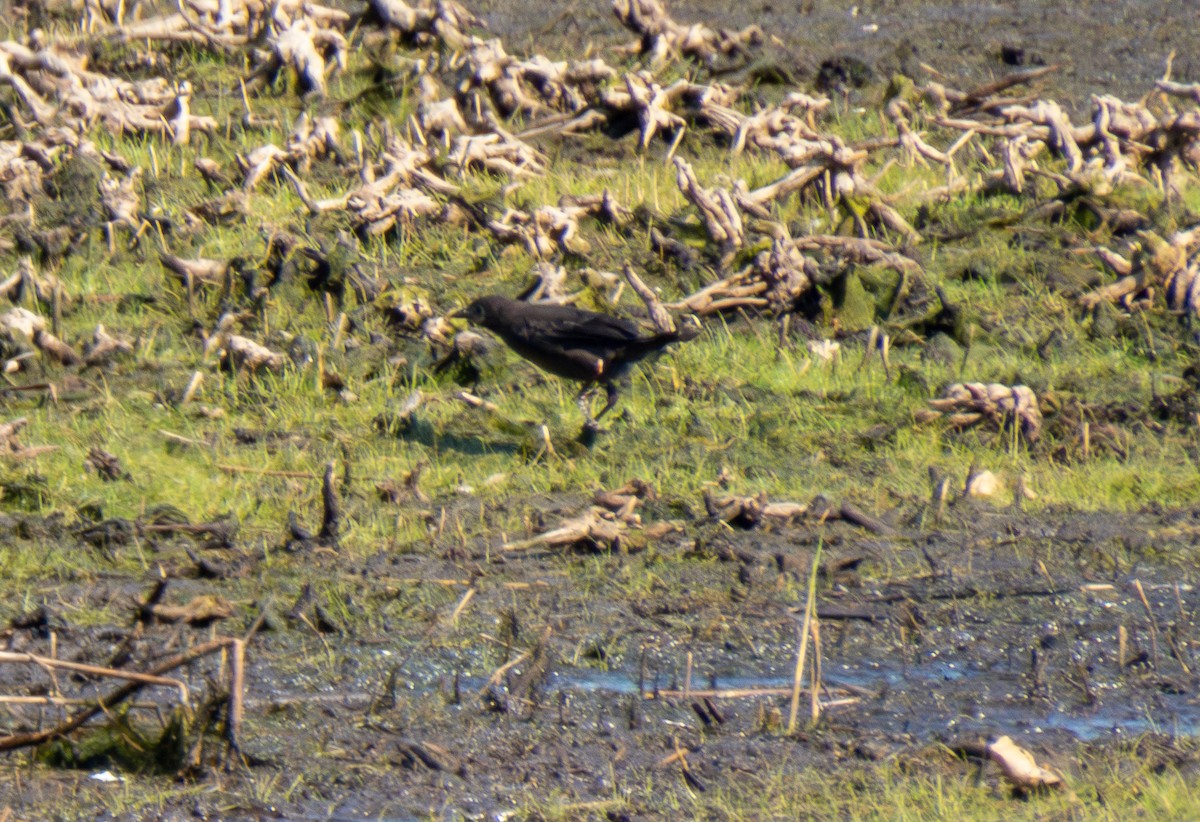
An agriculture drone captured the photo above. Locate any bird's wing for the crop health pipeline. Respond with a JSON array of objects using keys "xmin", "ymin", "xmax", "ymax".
[{"xmin": 512, "ymin": 312, "xmax": 641, "ymax": 351}]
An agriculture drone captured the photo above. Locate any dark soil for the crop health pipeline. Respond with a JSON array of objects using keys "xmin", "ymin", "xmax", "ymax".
[
  {"xmin": 3, "ymin": 495, "xmax": 1200, "ymax": 819},
  {"xmin": 480, "ymin": 0, "xmax": 1200, "ymax": 108}
]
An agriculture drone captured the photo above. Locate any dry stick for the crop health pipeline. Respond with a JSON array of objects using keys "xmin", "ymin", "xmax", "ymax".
[
  {"xmin": 456, "ymin": 391, "xmax": 500, "ymax": 414},
  {"xmin": 857, "ymin": 326, "xmax": 880, "ymax": 373},
  {"xmin": 218, "ymin": 464, "xmax": 318, "ymax": 479},
  {"xmin": 651, "ymin": 686, "xmax": 789, "ymax": 700},
  {"xmin": 383, "ymin": 577, "xmax": 549, "ymax": 591},
  {"xmin": 658, "ymin": 743, "xmax": 690, "ymax": 768},
  {"xmin": 664, "ymin": 125, "xmax": 686, "ymax": 166},
  {"xmin": 623, "ymin": 262, "xmax": 675, "ymax": 333},
  {"xmin": 787, "ymin": 535, "xmax": 824, "ymax": 734},
  {"xmin": 160, "ymin": 430, "xmax": 210, "ymax": 448},
  {"xmin": 318, "ymin": 460, "xmax": 339, "ymax": 544},
  {"xmin": 1149, "ymin": 579, "xmax": 1192, "ymax": 673},
  {"xmin": 0, "ymin": 696, "xmax": 162, "ymax": 708},
  {"xmin": 1164, "ymin": 628, "xmax": 1192, "ymax": 676},
  {"xmin": 539, "ymin": 424, "xmax": 556, "ymax": 459},
  {"xmin": 1133, "ymin": 579, "xmax": 1161, "ymax": 669},
  {"xmin": 644, "ymin": 686, "xmax": 861, "ymax": 703},
  {"xmin": 449, "ymin": 588, "xmax": 476, "ymax": 625},
  {"xmin": 226, "ymin": 638, "xmax": 245, "ymax": 754},
  {"xmin": 241, "ymin": 611, "xmax": 268, "ymax": 646},
  {"xmin": 0, "ymin": 651, "xmax": 189, "ymax": 703},
  {"xmin": 387, "ymin": 577, "xmax": 472, "ymax": 587},
  {"xmin": 52, "ymin": 285, "xmax": 62, "ymax": 339},
  {"xmin": 478, "ymin": 650, "xmax": 531, "ymax": 696},
  {"xmin": 186, "ymin": 272, "xmax": 195, "ymax": 320},
  {"xmin": 809, "ymin": 618, "xmax": 821, "ymax": 724},
  {"xmin": 0, "ymin": 638, "xmax": 241, "ymax": 752}
]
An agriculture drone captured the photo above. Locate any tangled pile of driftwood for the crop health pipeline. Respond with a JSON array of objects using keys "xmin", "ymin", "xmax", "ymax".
[
  {"xmin": 2, "ymin": 0, "xmax": 1199, "ymax": 355},
  {"xmin": 0, "ymin": 0, "xmax": 1197, "ymax": 469},
  {"xmin": 922, "ymin": 382, "xmax": 1043, "ymax": 443},
  {"xmin": 0, "ymin": 0, "xmax": 1197, "ymax": 467}
]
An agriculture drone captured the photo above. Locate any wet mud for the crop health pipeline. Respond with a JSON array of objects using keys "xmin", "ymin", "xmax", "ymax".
[
  {"xmin": 4, "ymin": 497, "xmax": 1200, "ymax": 818},
  {"xmin": 480, "ymin": 0, "xmax": 1200, "ymax": 109}
]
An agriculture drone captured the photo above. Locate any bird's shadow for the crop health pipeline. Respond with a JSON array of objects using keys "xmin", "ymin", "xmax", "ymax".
[
  {"xmin": 576, "ymin": 422, "xmax": 601, "ymax": 449},
  {"xmin": 378, "ymin": 414, "xmax": 525, "ymax": 457},
  {"xmin": 376, "ymin": 387, "xmax": 608, "ymax": 456}
]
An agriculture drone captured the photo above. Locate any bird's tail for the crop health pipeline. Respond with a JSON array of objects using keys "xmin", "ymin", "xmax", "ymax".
[
  {"xmin": 671, "ymin": 319, "xmax": 703, "ymax": 343},
  {"xmin": 623, "ymin": 320, "xmax": 701, "ymax": 362},
  {"xmin": 654, "ymin": 316, "xmax": 703, "ymax": 345}
]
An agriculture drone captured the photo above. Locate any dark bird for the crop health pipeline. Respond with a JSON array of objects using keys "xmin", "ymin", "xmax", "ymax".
[{"xmin": 452, "ymin": 295, "xmax": 698, "ymax": 431}]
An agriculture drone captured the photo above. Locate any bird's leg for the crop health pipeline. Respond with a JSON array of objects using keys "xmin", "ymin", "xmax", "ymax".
[
  {"xmin": 593, "ymin": 382, "xmax": 620, "ymax": 421},
  {"xmin": 576, "ymin": 385, "xmax": 600, "ymax": 429},
  {"xmin": 576, "ymin": 386, "xmax": 603, "ymax": 446}
]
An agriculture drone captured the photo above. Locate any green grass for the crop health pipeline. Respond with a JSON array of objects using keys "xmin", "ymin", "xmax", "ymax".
[
  {"xmin": 521, "ymin": 744, "xmax": 1200, "ymax": 821},
  {"xmin": 2, "ymin": 4, "xmax": 1200, "ymax": 819}
]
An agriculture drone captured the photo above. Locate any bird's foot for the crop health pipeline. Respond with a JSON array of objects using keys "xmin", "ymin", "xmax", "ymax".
[
  {"xmin": 594, "ymin": 383, "xmax": 620, "ymax": 422},
  {"xmin": 577, "ymin": 419, "xmax": 603, "ymax": 447}
]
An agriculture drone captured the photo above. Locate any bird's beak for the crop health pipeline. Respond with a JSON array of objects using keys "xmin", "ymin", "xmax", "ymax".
[{"xmin": 448, "ymin": 307, "xmax": 467, "ymax": 320}]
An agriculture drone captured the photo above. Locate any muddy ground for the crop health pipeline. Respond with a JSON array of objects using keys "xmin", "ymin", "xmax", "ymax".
[
  {"xmin": 3, "ymin": 0, "xmax": 1200, "ymax": 819},
  {"xmin": 3, "ymin": 493, "xmax": 1200, "ymax": 819},
  {"xmin": 480, "ymin": 0, "xmax": 1200, "ymax": 109}
]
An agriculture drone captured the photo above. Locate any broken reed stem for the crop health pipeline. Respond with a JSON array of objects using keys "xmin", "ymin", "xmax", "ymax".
[
  {"xmin": 52, "ymin": 285, "xmax": 62, "ymax": 339},
  {"xmin": 160, "ymin": 430, "xmax": 210, "ymax": 448},
  {"xmin": 0, "ymin": 696, "xmax": 161, "ymax": 708},
  {"xmin": 809, "ymin": 618, "xmax": 821, "ymax": 724},
  {"xmin": 787, "ymin": 535, "xmax": 824, "ymax": 734},
  {"xmin": 380, "ymin": 578, "xmax": 550, "ymax": 591},
  {"xmin": 0, "ymin": 651, "xmax": 189, "ymax": 704},
  {"xmin": 857, "ymin": 326, "xmax": 879, "ymax": 372},
  {"xmin": 787, "ymin": 591, "xmax": 816, "ymax": 734},
  {"xmin": 1133, "ymin": 579, "xmax": 1161, "ymax": 669},
  {"xmin": 645, "ymin": 688, "xmax": 863, "ymax": 706},
  {"xmin": 479, "ymin": 650, "xmax": 531, "ymax": 695},
  {"xmin": 0, "ymin": 637, "xmax": 245, "ymax": 752},
  {"xmin": 787, "ymin": 603, "xmax": 814, "ymax": 733},
  {"xmin": 391, "ymin": 577, "xmax": 471, "ymax": 587},
  {"xmin": 449, "ymin": 588, "xmax": 476, "ymax": 625},
  {"xmin": 622, "ymin": 262, "xmax": 675, "ymax": 333},
  {"xmin": 218, "ymin": 464, "xmax": 319, "ymax": 479},
  {"xmin": 649, "ymin": 686, "xmax": 790, "ymax": 699},
  {"xmin": 684, "ymin": 651, "xmax": 693, "ymax": 699},
  {"xmin": 227, "ymin": 638, "xmax": 245, "ymax": 753}
]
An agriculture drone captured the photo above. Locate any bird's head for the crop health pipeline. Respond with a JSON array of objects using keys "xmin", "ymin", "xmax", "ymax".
[{"xmin": 450, "ymin": 295, "xmax": 508, "ymax": 329}]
